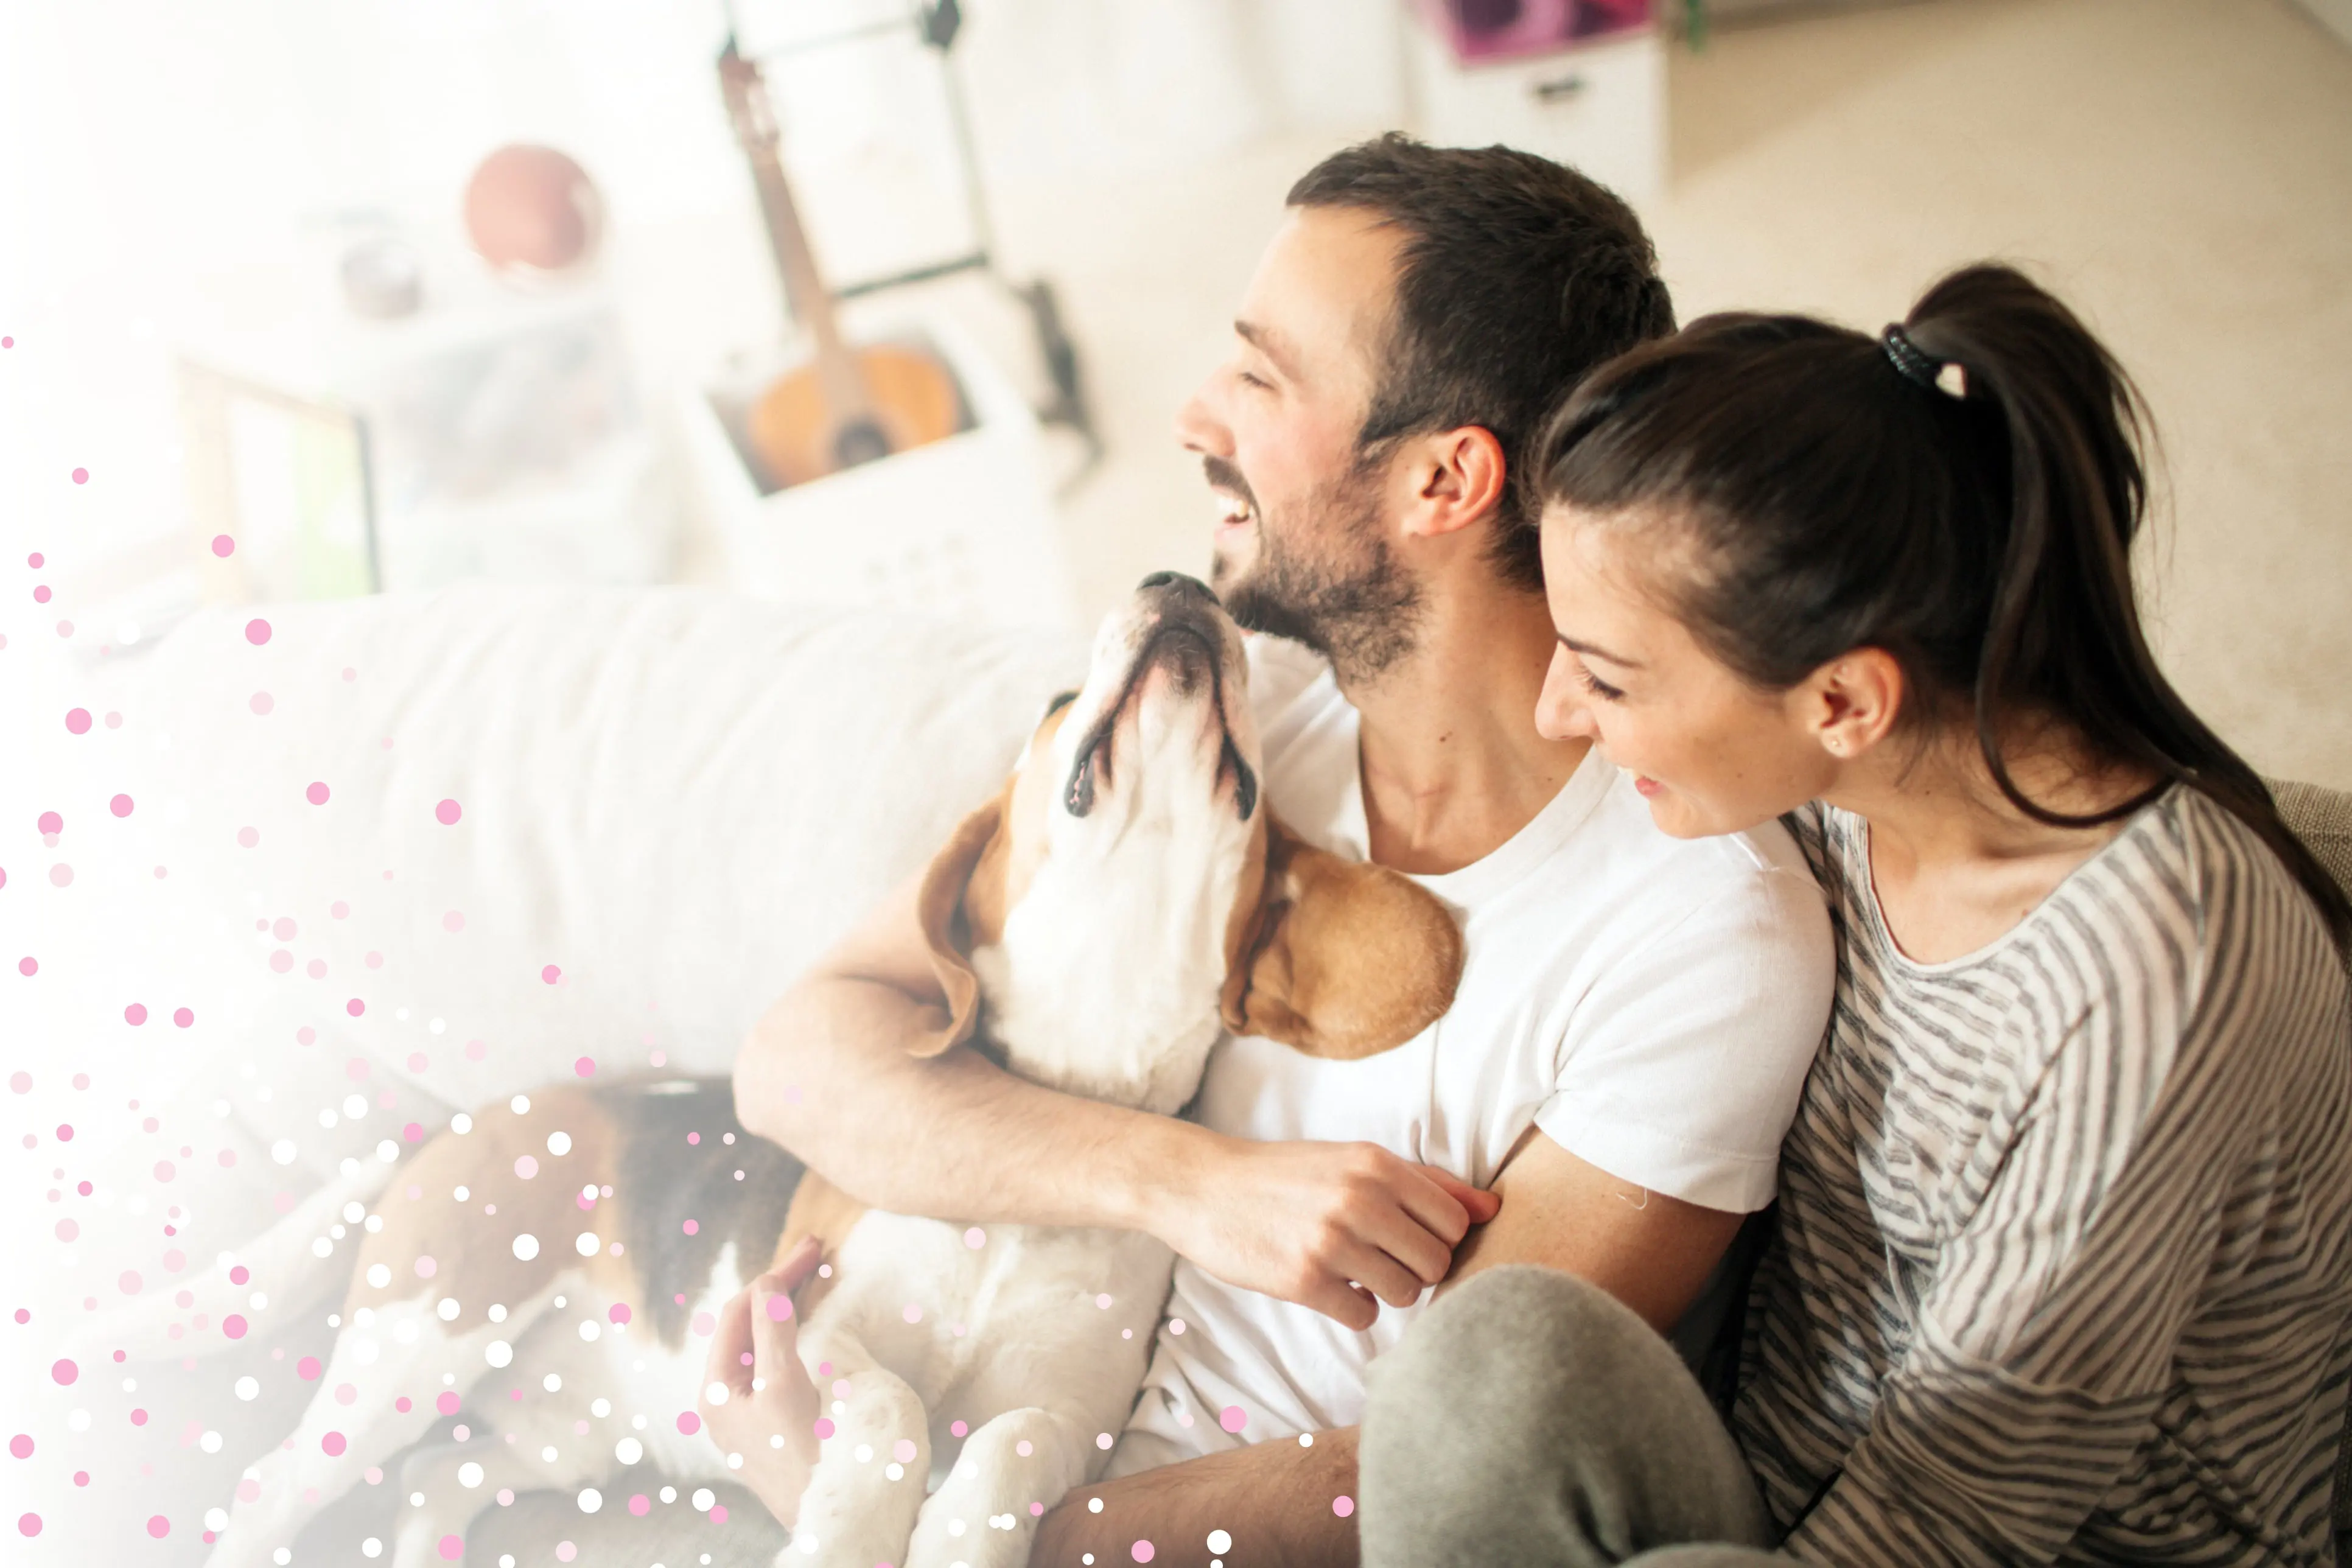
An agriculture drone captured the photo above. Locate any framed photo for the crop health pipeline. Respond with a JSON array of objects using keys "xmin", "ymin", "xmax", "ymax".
[{"xmin": 178, "ymin": 360, "xmax": 380, "ymax": 601}]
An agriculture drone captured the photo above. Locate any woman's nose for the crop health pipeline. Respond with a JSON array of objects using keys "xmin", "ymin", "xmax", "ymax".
[{"xmin": 1535, "ymin": 655, "xmax": 1599, "ymax": 743}]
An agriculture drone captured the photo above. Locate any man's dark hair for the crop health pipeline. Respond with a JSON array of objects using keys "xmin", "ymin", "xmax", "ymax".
[{"xmin": 1287, "ymin": 133, "xmax": 1674, "ymax": 590}]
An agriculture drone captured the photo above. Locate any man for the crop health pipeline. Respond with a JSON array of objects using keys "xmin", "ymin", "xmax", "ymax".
[{"xmin": 707, "ymin": 136, "xmax": 1835, "ymax": 1563}]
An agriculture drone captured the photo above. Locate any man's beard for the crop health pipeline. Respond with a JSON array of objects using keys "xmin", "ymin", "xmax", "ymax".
[{"xmin": 1206, "ymin": 453, "xmax": 1424, "ymax": 686}]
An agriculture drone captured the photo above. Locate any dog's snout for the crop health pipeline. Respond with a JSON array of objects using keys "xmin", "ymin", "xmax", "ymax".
[{"xmin": 1138, "ymin": 571, "xmax": 1218, "ymax": 606}]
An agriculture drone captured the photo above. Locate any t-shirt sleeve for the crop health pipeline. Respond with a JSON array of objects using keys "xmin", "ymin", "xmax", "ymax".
[{"xmin": 1535, "ymin": 857, "xmax": 1834, "ymax": 1212}]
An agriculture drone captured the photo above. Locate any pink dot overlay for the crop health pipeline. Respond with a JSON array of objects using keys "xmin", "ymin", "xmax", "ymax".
[
  {"xmin": 676, "ymin": 1411, "xmax": 701, "ymax": 1436},
  {"xmin": 125, "ymin": 1003, "xmax": 147, "ymax": 1025},
  {"xmin": 306, "ymin": 782, "xmax": 330, "ymax": 805},
  {"xmin": 110, "ymin": 794, "xmax": 133, "ymax": 817},
  {"xmin": 211, "ymin": 534, "xmax": 236, "ymax": 558},
  {"xmin": 436, "ymin": 799, "xmax": 463, "ymax": 825},
  {"xmin": 1219, "ymin": 1405, "xmax": 1248, "ymax": 1433},
  {"xmin": 1334, "ymin": 1495, "xmax": 1354, "ymax": 1517},
  {"xmin": 147, "ymin": 1515, "xmax": 169, "ymax": 1538},
  {"xmin": 244, "ymin": 618, "xmax": 271, "ymax": 645},
  {"xmin": 64, "ymin": 709, "xmax": 89, "ymax": 734},
  {"xmin": 50, "ymin": 1360, "xmax": 75, "ymax": 1386},
  {"xmin": 1132, "ymin": 1541, "xmax": 1155, "ymax": 1563},
  {"xmin": 72, "ymin": 469, "xmax": 89, "ymax": 485}
]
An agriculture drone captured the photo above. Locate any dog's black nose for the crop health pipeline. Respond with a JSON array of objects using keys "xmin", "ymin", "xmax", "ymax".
[{"xmin": 1138, "ymin": 571, "xmax": 1218, "ymax": 604}]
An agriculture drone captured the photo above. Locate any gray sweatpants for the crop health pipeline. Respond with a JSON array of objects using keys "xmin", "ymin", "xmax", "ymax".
[{"xmin": 1359, "ymin": 1265, "xmax": 1782, "ymax": 1567}]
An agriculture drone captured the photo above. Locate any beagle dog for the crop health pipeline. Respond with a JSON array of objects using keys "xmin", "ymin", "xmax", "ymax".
[{"xmin": 114, "ymin": 573, "xmax": 1463, "ymax": 1568}]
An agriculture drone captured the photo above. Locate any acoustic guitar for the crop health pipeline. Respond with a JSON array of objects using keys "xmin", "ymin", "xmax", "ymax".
[{"xmin": 717, "ymin": 40, "xmax": 962, "ymax": 489}]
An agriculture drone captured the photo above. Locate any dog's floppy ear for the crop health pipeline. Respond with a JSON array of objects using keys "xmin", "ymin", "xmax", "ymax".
[
  {"xmin": 1220, "ymin": 817, "xmax": 1465, "ymax": 1060},
  {"xmin": 911, "ymin": 791, "xmax": 1010, "ymax": 1059}
]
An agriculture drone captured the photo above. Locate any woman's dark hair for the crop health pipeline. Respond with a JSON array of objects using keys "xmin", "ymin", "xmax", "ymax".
[{"xmin": 1535, "ymin": 262, "xmax": 2351, "ymax": 943}]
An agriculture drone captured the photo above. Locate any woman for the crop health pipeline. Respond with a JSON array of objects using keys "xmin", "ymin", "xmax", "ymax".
[{"xmin": 1357, "ymin": 264, "xmax": 2352, "ymax": 1566}]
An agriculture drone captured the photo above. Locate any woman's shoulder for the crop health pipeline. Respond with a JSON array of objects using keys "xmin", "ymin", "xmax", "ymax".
[{"xmin": 2138, "ymin": 786, "xmax": 2351, "ymax": 1029}]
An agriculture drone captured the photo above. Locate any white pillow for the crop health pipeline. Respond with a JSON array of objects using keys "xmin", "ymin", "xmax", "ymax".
[{"xmin": 50, "ymin": 584, "xmax": 1085, "ymax": 1197}]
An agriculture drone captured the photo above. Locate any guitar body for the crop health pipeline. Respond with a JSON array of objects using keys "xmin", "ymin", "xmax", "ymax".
[{"xmin": 747, "ymin": 343, "xmax": 963, "ymax": 491}]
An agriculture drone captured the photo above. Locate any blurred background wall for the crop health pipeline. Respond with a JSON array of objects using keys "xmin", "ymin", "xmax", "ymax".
[{"xmin": 1, "ymin": 0, "xmax": 2346, "ymax": 783}]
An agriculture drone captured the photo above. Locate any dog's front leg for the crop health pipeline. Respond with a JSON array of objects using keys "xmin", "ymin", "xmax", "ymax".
[
  {"xmin": 905, "ymin": 1406, "xmax": 1091, "ymax": 1568},
  {"xmin": 786, "ymin": 1335, "xmax": 931, "ymax": 1568}
]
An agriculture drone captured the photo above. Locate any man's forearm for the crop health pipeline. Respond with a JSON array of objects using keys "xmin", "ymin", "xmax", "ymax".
[
  {"xmin": 736, "ymin": 974, "xmax": 1204, "ymax": 1234},
  {"xmin": 1033, "ymin": 1429, "xmax": 1360, "ymax": 1568}
]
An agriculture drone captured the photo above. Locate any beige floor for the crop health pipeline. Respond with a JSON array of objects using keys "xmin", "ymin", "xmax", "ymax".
[{"xmin": 976, "ymin": 0, "xmax": 2352, "ymax": 787}]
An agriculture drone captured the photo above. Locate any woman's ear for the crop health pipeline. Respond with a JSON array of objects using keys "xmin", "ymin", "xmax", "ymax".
[
  {"xmin": 1802, "ymin": 646, "xmax": 1906, "ymax": 760},
  {"xmin": 1221, "ymin": 819, "xmax": 1465, "ymax": 1060}
]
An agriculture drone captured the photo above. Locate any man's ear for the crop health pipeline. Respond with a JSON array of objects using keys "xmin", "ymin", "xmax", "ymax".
[
  {"xmin": 1402, "ymin": 424, "xmax": 1507, "ymax": 542},
  {"xmin": 911, "ymin": 793, "xmax": 1009, "ymax": 1059},
  {"xmin": 1220, "ymin": 819, "xmax": 1465, "ymax": 1060}
]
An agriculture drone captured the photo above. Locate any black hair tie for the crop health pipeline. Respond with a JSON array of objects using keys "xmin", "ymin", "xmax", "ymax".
[{"xmin": 1882, "ymin": 324, "xmax": 1969, "ymax": 399}]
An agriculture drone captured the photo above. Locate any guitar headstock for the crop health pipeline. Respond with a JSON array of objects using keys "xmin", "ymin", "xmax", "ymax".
[{"xmin": 716, "ymin": 38, "xmax": 780, "ymax": 159}]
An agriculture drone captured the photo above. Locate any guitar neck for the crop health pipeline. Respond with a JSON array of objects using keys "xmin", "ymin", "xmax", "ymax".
[{"xmin": 722, "ymin": 46, "xmax": 877, "ymax": 424}]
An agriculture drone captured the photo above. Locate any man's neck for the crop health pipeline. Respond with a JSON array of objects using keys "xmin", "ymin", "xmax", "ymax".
[{"xmin": 1336, "ymin": 586, "xmax": 1588, "ymax": 876}]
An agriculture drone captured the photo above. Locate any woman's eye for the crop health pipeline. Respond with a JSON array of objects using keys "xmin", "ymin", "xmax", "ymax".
[
  {"xmin": 1236, "ymin": 369, "xmax": 1272, "ymax": 390},
  {"xmin": 1578, "ymin": 664, "xmax": 1626, "ymax": 702}
]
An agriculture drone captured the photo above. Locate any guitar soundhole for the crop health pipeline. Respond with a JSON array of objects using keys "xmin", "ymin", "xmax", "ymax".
[{"xmin": 832, "ymin": 420, "xmax": 892, "ymax": 471}]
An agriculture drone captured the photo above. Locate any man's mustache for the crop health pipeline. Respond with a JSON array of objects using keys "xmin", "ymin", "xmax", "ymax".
[{"xmin": 1202, "ymin": 455, "xmax": 1258, "ymax": 519}]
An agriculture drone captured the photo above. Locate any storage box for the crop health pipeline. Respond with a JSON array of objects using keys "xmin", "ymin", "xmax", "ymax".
[
  {"xmin": 1404, "ymin": 10, "xmax": 1666, "ymax": 205},
  {"xmin": 679, "ymin": 312, "xmax": 1078, "ymax": 632}
]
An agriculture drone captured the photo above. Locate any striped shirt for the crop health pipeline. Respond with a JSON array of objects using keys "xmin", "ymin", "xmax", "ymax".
[{"xmin": 1735, "ymin": 787, "xmax": 2352, "ymax": 1565}]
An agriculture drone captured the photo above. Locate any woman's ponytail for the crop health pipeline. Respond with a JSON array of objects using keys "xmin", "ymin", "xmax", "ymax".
[{"xmin": 1539, "ymin": 262, "xmax": 2352, "ymax": 945}]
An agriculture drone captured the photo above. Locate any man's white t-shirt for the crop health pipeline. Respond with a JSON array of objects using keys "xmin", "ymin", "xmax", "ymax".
[{"xmin": 1107, "ymin": 637, "xmax": 1835, "ymax": 1475}]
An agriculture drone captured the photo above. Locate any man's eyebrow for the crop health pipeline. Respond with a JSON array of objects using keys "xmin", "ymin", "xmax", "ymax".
[
  {"xmin": 1557, "ymin": 634, "xmax": 1643, "ymax": 669},
  {"xmin": 1234, "ymin": 319, "xmax": 1303, "ymax": 380}
]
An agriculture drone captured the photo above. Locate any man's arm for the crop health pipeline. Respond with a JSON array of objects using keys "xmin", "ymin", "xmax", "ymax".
[
  {"xmin": 737, "ymin": 870, "xmax": 1497, "ymax": 1325},
  {"xmin": 1030, "ymin": 1130, "xmax": 1746, "ymax": 1567}
]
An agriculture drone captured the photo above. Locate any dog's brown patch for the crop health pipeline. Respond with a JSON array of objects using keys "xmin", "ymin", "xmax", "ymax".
[
  {"xmin": 1220, "ymin": 817, "xmax": 1465, "ymax": 1060},
  {"xmin": 771, "ymin": 1173, "xmax": 869, "ymax": 1323},
  {"xmin": 348, "ymin": 1086, "xmax": 621, "ymax": 1332},
  {"xmin": 348, "ymin": 1079, "xmax": 805, "ymax": 1346}
]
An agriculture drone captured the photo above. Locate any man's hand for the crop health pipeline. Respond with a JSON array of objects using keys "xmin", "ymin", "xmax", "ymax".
[
  {"xmin": 699, "ymin": 1236, "xmax": 825, "ymax": 1530},
  {"xmin": 1155, "ymin": 1135, "xmax": 1500, "ymax": 1330}
]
